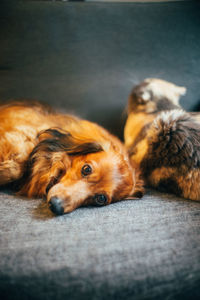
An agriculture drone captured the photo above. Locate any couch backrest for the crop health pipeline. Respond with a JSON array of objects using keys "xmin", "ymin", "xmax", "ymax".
[{"xmin": 0, "ymin": 0, "xmax": 200, "ymax": 138}]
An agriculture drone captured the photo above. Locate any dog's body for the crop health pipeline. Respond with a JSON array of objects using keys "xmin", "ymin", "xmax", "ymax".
[
  {"xmin": 124, "ymin": 78, "xmax": 200, "ymax": 201},
  {"xmin": 0, "ymin": 102, "xmax": 143, "ymax": 215}
]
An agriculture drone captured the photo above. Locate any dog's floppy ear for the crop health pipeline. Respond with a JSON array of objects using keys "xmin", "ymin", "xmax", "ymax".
[
  {"xmin": 37, "ymin": 128, "xmax": 103, "ymax": 155},
  {"xmin": 38, "ymin": 127, "xmax": 68, "ymax": 141}
]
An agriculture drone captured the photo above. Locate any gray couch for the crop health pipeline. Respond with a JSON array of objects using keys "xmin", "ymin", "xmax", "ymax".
[{"xmin": 0, "ymin": 1, "xmax": 200, "ymax": 299}]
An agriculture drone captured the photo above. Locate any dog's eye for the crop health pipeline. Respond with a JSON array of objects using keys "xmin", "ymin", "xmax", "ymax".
[
  {"xmin": 93, "ymin": 194, "xmax": 108, "ymax": 206},
  {"xmin": 81, "ymin": 164, "xmax": 92, "ymax": 176}
]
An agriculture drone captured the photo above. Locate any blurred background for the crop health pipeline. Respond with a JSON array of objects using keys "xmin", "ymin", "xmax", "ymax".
[{"xmin": 0, "ymin": 0, "xmax": 200, "ymax": 139}]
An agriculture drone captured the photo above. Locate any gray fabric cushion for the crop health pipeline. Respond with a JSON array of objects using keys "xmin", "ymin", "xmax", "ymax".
[{"xmin": 0, "ymin": 190, "xmax": 200, "ymax": 300}]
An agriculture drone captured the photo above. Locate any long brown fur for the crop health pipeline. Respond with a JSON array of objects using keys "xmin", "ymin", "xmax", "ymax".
[
  {"xmin": 124, "ymin": 78, "xmax": 200, "ymax": 201},
  {"xmin": 0, "ymin": 101, "xmax": 143, "ymax": 215}
]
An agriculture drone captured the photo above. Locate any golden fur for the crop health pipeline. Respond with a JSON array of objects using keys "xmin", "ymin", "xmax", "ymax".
[{"xmin": 0, "ymin": 101, "xmax": 143, "ymax": 215}]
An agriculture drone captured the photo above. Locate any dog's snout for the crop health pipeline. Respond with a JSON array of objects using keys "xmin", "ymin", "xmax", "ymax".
[{"xmin": 49, "ymin": 196, "xmax": 64, "ymax": 215}]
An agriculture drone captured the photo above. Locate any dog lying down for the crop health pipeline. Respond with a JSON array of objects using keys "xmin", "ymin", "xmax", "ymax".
[
  {"xmin": 0, "ymin": 102, "xmax": 143, "ymax": 215},
  {"xmin": 124, "ymin": 78, "xmax": 200, "ymax": 201}
]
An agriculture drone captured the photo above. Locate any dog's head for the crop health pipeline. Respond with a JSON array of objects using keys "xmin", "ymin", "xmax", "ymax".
[
  {"xmin": 128, "ymin": 78, "xmax": 186, "ymax": 114},
  {"xmin": 20, "ymin": 128, "xmax": 143, "ymax": 215}
]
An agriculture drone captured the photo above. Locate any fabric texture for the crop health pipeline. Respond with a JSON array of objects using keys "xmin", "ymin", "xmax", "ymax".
[
  {"xmin": 0, "ymin": 1, "xmax": 200, "ymax": 299},
  {"xmin": 0, "ymin": 189, "xmax": 200, "ymax": 300}
]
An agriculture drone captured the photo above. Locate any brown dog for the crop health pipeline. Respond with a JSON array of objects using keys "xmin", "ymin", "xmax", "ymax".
[
  {"xmin": 0, "ymin": 101, "xmax": 143, "ymax": 215},
  {"xmin": 124, "ymin": 78, "xmax": 200, "ymax": 201}
]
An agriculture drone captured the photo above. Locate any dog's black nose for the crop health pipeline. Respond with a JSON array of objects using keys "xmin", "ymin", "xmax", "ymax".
[{"xmin": 49, "ymin": 196, "xmax": 64, "ymax": 215}]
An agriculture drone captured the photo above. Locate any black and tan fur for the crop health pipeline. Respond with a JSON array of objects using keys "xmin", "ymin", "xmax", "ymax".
[{"xmin": 124, "ymin": 78, "xmax": 200, "ymax": 200}]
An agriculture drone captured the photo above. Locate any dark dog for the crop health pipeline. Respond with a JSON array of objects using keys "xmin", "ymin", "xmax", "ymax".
[
  {"xmin": 124, "ymin": 78, "xmax": 200, "ymax": 200},
  {"xmin": 0, "ymin": 101, "xmax": 143, "ymax": 215}
]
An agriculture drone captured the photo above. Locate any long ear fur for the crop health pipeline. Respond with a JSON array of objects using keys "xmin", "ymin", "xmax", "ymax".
[
  {"xmin": 37, "ymin": 128, "xmax": 103, "ymax": 155},
  {"xmin": 18, "ymin": 128, "xmax": 103, "ymax": 197}
]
